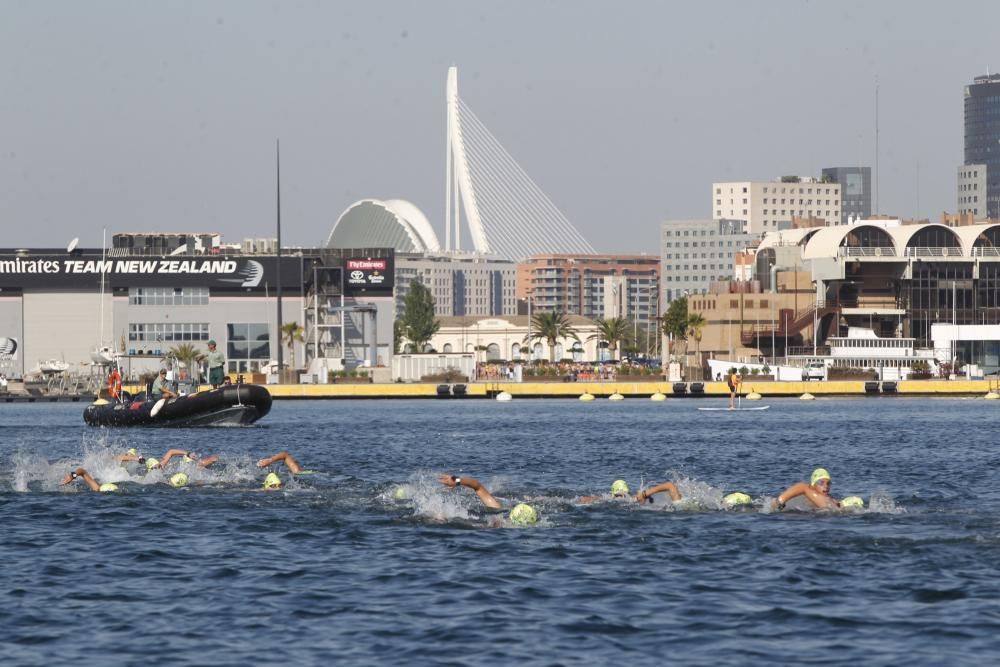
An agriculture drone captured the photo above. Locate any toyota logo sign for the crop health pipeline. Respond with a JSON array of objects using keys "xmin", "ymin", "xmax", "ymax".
[{"xmin": 350, "ymin": 270, "xmax": 364, "ymax": 280}]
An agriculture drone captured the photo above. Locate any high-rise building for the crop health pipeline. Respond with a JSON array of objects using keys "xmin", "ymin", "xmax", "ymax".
[
  {"xmin": 821, "ymin": 167, "xmax": 871, "ymax": 224},
  {"xmin": 964, "ymin": 73, "xmax": 1000, "ymax": 218},
  {"xmin": 660, "ymin": 219, "xmax": 754, "ymax": 303},
  {"xmin": 712, "ymin": 178, "xmax": 842, "ymax": 234},
  {"xmin": 516, "ymin": 255, "xmax": 660, "ymax": 325}
]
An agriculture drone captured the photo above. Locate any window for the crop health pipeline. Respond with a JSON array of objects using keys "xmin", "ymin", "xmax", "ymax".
[
  {"xmin": 227, "ymin": 323, "xmax": 271, "ymax": 373},
  {"xmin": 129, "ymin": 287, "xmax": 209, "ymax": 306},
  {"xmin": 128, "ymin": 322, "xmax": 210, "ymax": 346}
]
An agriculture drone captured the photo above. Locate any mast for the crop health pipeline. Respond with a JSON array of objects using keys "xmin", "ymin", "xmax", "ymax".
[{"xmin": 276, "ymin": 140, "xmax": 284, "ymax": 374}]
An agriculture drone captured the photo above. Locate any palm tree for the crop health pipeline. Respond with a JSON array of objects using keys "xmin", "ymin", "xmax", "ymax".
[
  {"xmin": 281, "ymin": 321, "xmax": 305, "ymax": 370},
  {"xmin": 588, "ymin": 317, "xmax": 630, "ymax": 361},
  {"xmin": 164, "ymin": 342, "xmax": 203, "ymax": 382},
  {"xmin": 524, "ymin": 311, "xmax": 579, "ymax": 363},
  {"xmin": 687, "ymin": 312, "xmax": 707, "ymax": 378}
]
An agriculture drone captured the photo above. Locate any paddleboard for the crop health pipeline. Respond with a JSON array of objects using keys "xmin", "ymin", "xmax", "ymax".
[{"xmin": 697, "ymin": 405, "xmax": 771, "ymax": 411}]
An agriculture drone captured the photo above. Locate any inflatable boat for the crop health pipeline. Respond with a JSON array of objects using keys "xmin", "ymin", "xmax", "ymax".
[{"xmin": 83, "ymin": 384, "xmax": 272, "ymax": 427}]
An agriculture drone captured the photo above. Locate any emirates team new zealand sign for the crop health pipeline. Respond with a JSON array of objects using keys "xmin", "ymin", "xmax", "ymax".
[{"xmin": 0, "ymin": 254, "xmax": 303, "ymax": 292}]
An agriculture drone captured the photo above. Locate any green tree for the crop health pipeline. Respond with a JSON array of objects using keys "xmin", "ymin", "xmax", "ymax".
[
  {"xmin": 687, "ymin": 312, "xmax": 707, "ymax": 379},
  {"xmin": 165, "ymin": 343, "xmax": 203, "ymax": 380},
  {"xmin": 401, "ymin": 279, "xmax": 440, "ymax": 351},
  {"xmin": 589, "ymin": 316, "xmax": 630, "ymax": 361},
  {"xmin": 281, "ymin": 321, "xmax": 305, "ymax": 369},
  {"xmin": 662, "ymin": 296, "xmax": 689, "ymax": 351},
  {"xmin": 525, "ymin": 311, "xmax": 579, "ymax": 363},
  {"xmin": 393, "ymin": 319, "xmax": 405, "ymax": 354}
]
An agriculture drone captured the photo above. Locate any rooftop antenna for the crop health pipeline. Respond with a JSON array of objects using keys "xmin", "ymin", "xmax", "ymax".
[
  {"xmin": 275, "ymin": 140, "xmax": 284, "ymax": 375},
  {"xmin": 874, "ymin": 76, "xmax": 879, "ymax": 216}
]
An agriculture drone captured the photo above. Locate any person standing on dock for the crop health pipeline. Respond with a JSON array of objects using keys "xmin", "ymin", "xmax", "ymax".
[
  {"xmin": 728, "ymin": 370, "xmax": 743, "ymax": 409},
  {"xmin": 200, "ymin": 339, "xmax": 226, "ymax": 389}
]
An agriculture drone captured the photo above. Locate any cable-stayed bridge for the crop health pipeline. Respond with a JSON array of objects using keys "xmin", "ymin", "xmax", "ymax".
[{"xmin": 445, "ymin": 66, "xmax": 596, "ymax": 261}]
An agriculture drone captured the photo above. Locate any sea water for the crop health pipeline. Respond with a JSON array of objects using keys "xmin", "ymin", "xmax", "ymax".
[{"xmin": 1, "ymin": 398, "xmax": 999, "ymax": 665}]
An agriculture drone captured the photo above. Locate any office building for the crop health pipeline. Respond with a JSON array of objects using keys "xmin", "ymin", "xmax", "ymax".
[
  {"xmin": 822, "ymin": 167, "xmax": 872, "ymax": 225},
  {"xmin": 394, "ymin": 253, "xmax": 517, "ymax": 319},
  {"xmin": 660, "ymin": 219, "xmax": 754, "ymax": 303},
  {"xmin": 712, "ymin": 178, "xmax": 842, "ymax": 234},
  {"xmin": 958, "ymin": 164, "xmax": 987, "ymax": 219},
  {"xmin": 516, "ymin": 254, "xmax": 660, "ymax": 325},
  {"xmin": 964, "ymin": 74, "xmax": 1000, "ymax": 218}
]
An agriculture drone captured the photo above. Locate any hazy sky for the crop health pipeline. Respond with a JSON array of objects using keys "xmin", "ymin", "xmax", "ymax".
[{"xmin": 2, "ymin": 1, "xmax": 998, "ymax": 253}]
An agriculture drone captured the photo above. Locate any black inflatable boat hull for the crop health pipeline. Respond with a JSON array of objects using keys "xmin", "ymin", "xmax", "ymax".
[{"xmin": 83, "ymin": 385, "xmax": 272, "ymax": 427}]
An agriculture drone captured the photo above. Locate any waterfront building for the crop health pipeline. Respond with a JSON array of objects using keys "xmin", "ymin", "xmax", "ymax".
[
  {"xmin": 821, "ymin": 167, "xmax": 871, "ymax": 225},
  {"xmin": 964, "ymin": 74, "xmax": 1000, "ymax": 219},
  {"xmin": 516, "ymin": 254, "xmax": 660, "ymax": 326},
  {"xmin": 685, "ymin": 217, "xmax": 1000, "ymax": 376},
  {"xmin": 660, "ymin": 219, "xmax": 754, "ymax": 303},
  {"xmin": 0, "ymin": 239, "xmax": 396, "ymax": 380},
  {"xmin": 712, "ymin": 177, "xmax": 842, "ymax": 234}
]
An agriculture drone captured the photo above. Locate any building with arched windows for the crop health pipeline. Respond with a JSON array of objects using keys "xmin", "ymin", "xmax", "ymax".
[{"xmin": 683, "ymin": 218, "xmax": 1000, "ymax": 377}]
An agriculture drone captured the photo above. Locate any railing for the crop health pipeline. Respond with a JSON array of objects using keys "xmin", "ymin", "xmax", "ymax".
[
  {"xmin": 903, "ymin": 247, "xmax": 964, "ymax": 257},
  {"xmin": 840, "ymin": 246, "xmax": 896, "ymax": 257},
  {"xmin": 972, "ymin": 246, "xmax": 1000, "ymax": 257}
]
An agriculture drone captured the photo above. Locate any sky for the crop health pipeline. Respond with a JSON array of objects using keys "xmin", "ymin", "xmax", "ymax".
[{"xmin": 2, "ymin": 0, "xmax": 998, "ymax": 254}]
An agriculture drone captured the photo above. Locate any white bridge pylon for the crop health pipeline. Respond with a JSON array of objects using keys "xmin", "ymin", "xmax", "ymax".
[{"xmin": 445, "ymin": 66, "xmax": 596, "ymax": 261}]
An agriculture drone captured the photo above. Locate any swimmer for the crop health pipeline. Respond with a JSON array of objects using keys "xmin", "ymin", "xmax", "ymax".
[
  {"xmin": 438, "ymin": 473, "xmax": 538, "ymax": 526},
  {"xmin": 635, "ymin": 480, "xmax": 681, "ymax": 504},
  {"xmin": 774, "ymin": 467, "xmax": 840, "ymax": 510},
  {"xmin": 438, "ymin": 473, "xmax": 502, "ymax": 509},
  {"xmin": 113, "ymin": 450, "xmax": 162, "ymax": 470},
  {"xmin": 60, "ymin": 468, "xmax": 118, "ymax": 493},
  {"xmin": 159, "ymin": 448, "xmax": 219, "ymax": 468},
  {"xmin": 256, "ymin": 451, "xmax": 303, "ymax": 474},
  {"xmin": 579, "ymin": 479, "xmax": 633, "ymax": 504}
]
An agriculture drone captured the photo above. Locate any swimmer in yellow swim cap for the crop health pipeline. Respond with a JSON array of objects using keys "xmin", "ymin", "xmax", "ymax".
[
  {"xmin": 774, "ymin": 467, "xmax": 842, "ymax": 510},
  {"xmin": 61, "ymin": 468, "xmax": 118, "ymax": 493},
  {"xmin": 438, "ymin": 472, "xmax": 542, "ymax": 526},
  {"xmin": 158, "ymin": 449, "xmax": 219, "ymax": 469},
  {"xmin": 262, "ymin": 472, "xmax": 283, "ymax": 490},
  {"xmin": 578, "ymin": 479, "xmax": 634, "ymax": 504},
  {"xmin": 256, "ymin": 451, "xmax": 304, "ymax": 474},
  {"xmin": 635, "ymin": 479, "xmax": 682, "ymax": 504}
]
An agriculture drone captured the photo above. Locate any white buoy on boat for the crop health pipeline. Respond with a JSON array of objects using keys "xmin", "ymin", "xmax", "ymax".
[{"xmin": 495, "ymin": 391, "xmax": 513, "ymax": 402}]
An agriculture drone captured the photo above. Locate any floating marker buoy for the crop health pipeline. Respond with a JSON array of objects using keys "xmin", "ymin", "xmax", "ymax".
[
  {"xmin": 608, "ymin": 393, "xmax": 625, "ymax": 401},
  {"xmin": 984, "ymin": 391, "xmax": 999, "ymax": 400},
  {"xmin": 746, "ymin": 392, "xmax": 762, "ymax": 401},
  {"xmin": 495, "ymin": 391, "xmax": 513, "ymax": 402},
  {"xmin": 650, "ymin": 392, "xmax": 666, "ymax": 401},
  {"xmin": 800, "ymin": 392, "xmax": 815, "ymax": 401},
  {"xmin": 579, "ymin": 393, "xmax": 595, "ymax": 402}
]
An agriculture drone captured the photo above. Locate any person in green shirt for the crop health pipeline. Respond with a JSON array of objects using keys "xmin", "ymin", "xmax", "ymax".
[{"xmin": 200, "ymin": 339, "xmax": 226, "ymax": 388}]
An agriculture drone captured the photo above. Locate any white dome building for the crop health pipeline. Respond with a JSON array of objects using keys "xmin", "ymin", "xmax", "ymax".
[{"xmin": 326, "ymin": 199, "xmax": 440, "ymax": 252}]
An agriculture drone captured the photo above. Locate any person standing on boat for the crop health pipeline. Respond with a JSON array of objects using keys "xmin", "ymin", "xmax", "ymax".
[
  {"xmin": 728, "ymin": 370, "xmax": 743, "ymax": 409},
  {"xmin": 200, "ymin": 339, "xmax": 226, "ymax": 389},
  {"xmin": 151, "ymin": 368, "xmax": 178, "ymax": 400}
]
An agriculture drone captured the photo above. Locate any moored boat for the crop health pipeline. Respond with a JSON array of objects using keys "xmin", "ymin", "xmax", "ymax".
[{"xmin": 83, "ymin": 384, "xmax": 272, "ymax": 427}]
